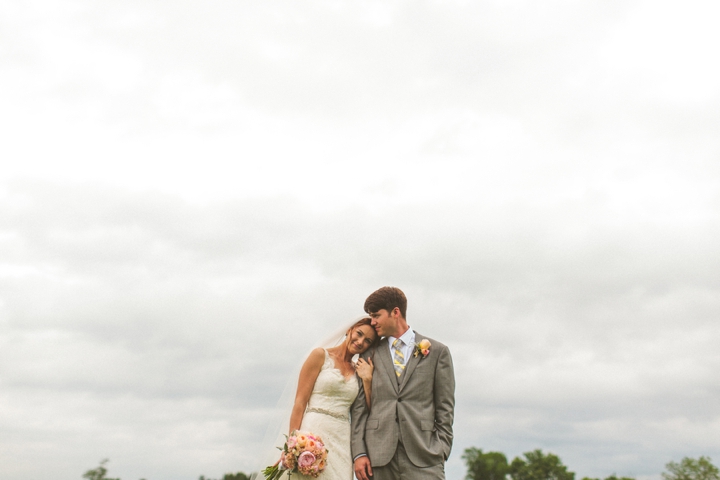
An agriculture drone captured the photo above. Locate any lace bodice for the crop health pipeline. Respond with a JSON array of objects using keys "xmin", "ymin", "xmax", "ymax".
[{"xmin": 305, "ymin": 350, "xmax": 359, "ymax": 419}]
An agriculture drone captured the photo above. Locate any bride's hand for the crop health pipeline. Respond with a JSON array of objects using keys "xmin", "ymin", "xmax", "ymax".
[{"xmin": 356, "ymin": 357, "xmax": 373, "ymax": 382}]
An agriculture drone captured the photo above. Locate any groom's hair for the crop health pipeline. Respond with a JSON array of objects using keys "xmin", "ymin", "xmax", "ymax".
[{"xmin": 364, "ymin": 286, "xmax": 407, "ymax": 319}]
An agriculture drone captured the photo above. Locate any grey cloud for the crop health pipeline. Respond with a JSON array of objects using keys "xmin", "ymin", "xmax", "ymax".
[{"xmin": 3, "ymin": 180, "xmax": 720, "ymax": 479}]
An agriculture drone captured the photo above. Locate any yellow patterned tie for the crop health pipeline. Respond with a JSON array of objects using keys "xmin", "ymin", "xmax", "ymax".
[{"xmin": 392, "ymin": 338, "xmax": 405, "ymax": 380}]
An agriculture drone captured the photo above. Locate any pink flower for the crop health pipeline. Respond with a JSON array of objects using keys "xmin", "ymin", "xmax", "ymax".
[
  {"xmin": 414, "ymin": 339, "xmax": 432, "ymax": 358},
  {"xmin": 281, "ymin": 452, "xmax": 296, "ymax": 470},
  {"xmin": 298, "ymin": 451, "xmax": 316, "ymax": 469}
]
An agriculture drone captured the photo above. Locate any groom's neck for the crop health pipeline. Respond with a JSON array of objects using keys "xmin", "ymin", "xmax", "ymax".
[{"xmin": 390, "ymin": 321, "xmax": 410, "ymax": 339}]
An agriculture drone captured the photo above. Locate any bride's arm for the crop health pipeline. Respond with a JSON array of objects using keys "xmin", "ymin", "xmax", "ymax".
[
  {"xmin": 289, "ymin": 348, "xmax": 325, "ymax": 433},
  {"xmin": 355, "ymin": 357, "xmax": 374, "ymax": 409}
]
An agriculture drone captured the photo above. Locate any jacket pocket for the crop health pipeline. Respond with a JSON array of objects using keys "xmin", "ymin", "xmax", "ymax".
[
  {"xmin": 367, "ymin": 419, "xmax": 379, "ymax": 430},
  {"xmin": 420, "ymin": 420, "xmax": 434, "ymax": 431}
]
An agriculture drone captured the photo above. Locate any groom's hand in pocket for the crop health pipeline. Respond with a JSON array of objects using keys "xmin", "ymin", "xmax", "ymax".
[{"xmin": 354, "ymin": 455, "xmax": 373, "ymax": 480}]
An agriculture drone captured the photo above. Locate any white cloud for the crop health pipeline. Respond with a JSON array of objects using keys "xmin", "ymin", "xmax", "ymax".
[{"xmin": 2, "ymin": 0, "xmax": 720, "ymax": 479}]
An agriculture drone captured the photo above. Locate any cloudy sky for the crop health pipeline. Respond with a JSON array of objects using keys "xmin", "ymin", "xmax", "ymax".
[{"xmin": 2, "ymin": 0, "xmax": 720, "ymax": 479}]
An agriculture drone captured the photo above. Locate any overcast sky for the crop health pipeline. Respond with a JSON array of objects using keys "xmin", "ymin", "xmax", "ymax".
[{"xmin": 2, "ymin": 1, "xmax": 720, "ymax": 479}]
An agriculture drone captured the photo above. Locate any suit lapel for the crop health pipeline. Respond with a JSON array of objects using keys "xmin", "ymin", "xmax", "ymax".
[
  {"xmin": 376, "ymin": 338, "xmax": 399, "ymax": 394},
  {"xmin": 399, "ymin": 332, "xmax": 424, "ymax": 391}
]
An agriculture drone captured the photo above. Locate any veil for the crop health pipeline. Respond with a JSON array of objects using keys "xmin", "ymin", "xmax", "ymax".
[{"xmin": 248, "ymin": 314, "xmax": 371, "ymax": 479}]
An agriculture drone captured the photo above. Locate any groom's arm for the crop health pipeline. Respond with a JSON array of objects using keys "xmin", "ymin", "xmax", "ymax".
[
  {"xmin": 433, "ymin": 344, "xmax": 455, "ymax": 461},
  {"xmin": 350, "ymin": 356, "xmax": 370, "ymax": 459},
  {"xmin": 351, "ymin": 384, "xmax": 373, "ymax": 480}
]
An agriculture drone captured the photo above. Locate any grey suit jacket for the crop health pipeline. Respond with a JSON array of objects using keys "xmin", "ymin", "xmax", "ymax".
[{"xmin": 350, "ymin": 333, "xmax": 455, "ymax": 468}]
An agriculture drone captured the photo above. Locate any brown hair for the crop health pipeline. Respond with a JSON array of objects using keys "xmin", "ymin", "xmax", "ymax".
[{"xmin": 364, "ymin": 286, "xmax": 407, "ymax": 319}]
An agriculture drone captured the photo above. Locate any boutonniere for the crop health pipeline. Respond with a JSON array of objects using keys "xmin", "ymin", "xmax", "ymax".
[{"xmin": 413, "ymin": 339, "xmax": 431, "ymax": 358}]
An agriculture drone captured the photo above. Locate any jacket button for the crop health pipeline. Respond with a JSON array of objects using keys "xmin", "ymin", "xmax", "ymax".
[{"xmin": 398, "ymin": 398, "xmax": 402, "ymax": 402}]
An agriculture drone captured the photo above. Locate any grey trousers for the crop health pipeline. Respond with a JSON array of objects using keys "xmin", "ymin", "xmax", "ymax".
[{"xmin": 371, "ymin": 440, "xmax": 445, "ymax": 480}]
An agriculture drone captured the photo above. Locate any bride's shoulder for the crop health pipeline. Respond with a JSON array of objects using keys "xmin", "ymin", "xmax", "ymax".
[
  {"xmin": 297, "ymin": 348, "xmax": 329, "ymax": 380},
  {"xmin": 304, "ymin": 347, "xmax": 327, "ymax": 366}
]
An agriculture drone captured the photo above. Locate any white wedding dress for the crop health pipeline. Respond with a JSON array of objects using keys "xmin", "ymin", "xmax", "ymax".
[{"xmin": 289, "ymin": 349, "xmax": 359, "ymax": 480}]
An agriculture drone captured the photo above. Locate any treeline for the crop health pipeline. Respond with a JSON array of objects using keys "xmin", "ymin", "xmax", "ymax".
[
  {"xmin": 82, "ymin": 459, "xmax": 250, "ymax": 480},
  {"xmin": 83, "ymin": 452, "xmax": 720, "ymax": 480},
  {"xmin": 462, "ymin": 448, "xmax": 720, "ymax": 480}
]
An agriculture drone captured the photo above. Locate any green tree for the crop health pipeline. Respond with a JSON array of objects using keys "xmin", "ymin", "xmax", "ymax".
[
  {"xmin": 582, "ymin": 474, "xmax": 635, "ymax": 480},
  {"xmin": 82, "ymin": 459, "xmax": 120, "ymax": 480},
  {"xmin": 509, "ymin": 449, "xmax": 574, "ymax": 480},
  {"xmin": 464, "ymin": 448, "xmax": 510, "ymax": 480},
  {"xmin": 605, "ymin": 475, "xmax": 635, "ymax": 480},
  {"xmin": 199, "ymin": 473, "xmax": 250, "ymax": 480},
  {"xmin": 222, "ymin": 473, "xmax": 251, "ymax": 480},
  {"xmin": 663, "ymin": 457, "xmax": 720, "ymax": 480}
]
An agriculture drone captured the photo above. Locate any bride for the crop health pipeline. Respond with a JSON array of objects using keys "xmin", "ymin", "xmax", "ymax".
[{"xmin": 285, "ymin": 316, "xmax": 380, "ymax": 479}]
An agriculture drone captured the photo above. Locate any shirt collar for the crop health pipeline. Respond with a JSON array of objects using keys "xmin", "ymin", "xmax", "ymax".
[{"xmin": 388, "ymin": 327, "xmax": 415, "ymax": 347}]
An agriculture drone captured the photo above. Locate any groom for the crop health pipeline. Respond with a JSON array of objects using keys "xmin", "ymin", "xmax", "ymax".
[{"xmin": 351, "ymin": 287, "xmax": 455, "ymax": 480}]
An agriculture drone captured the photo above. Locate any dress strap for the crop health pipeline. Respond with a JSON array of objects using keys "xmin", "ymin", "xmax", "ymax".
[{"xmin": 322, "ymin": 348, "xmax": 333, "ymax": 369}]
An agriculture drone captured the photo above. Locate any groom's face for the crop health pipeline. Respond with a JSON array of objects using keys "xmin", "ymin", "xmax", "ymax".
[{"xmin": 369, "ymin": 308, "xmax": 396, "ymax": 337}]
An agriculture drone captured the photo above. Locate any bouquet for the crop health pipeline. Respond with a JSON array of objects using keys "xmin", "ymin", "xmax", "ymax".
[{"xmin": 262, "ymin": 430, "xmax": 329, "ymax": 479}]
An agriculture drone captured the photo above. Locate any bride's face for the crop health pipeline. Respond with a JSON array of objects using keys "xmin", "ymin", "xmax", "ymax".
[{"xmin": 347, "ymin": 324, "xmax": 377, "ymax": 355}]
